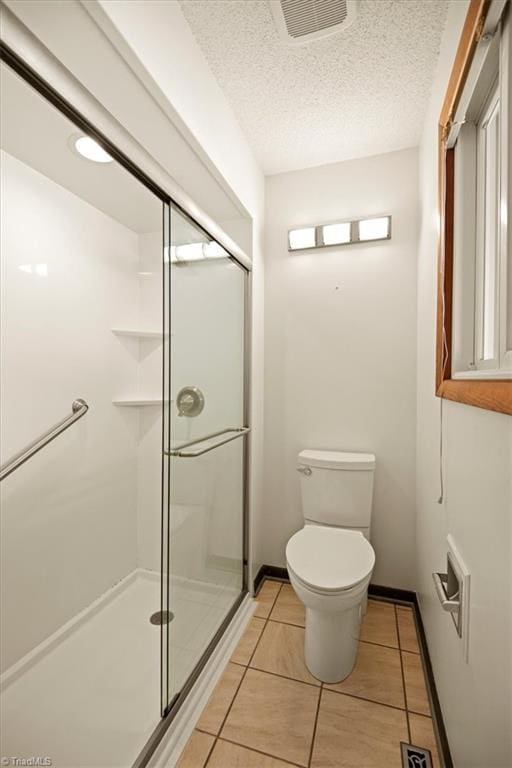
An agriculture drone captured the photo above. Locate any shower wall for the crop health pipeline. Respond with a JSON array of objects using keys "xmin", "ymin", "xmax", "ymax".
[
  {"xmin": 137, "ymin": 257, "xmax": 245, "ymax": 575},
  {"xmin": 135, "ymin": 231, "xmax": 164, "ymax": 572},
  {"xmin": 0, "ymin": 150, "xmax": 141, "ymax": 670}
]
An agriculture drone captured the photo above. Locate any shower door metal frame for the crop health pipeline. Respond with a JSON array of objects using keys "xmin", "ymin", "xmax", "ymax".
[
  {"xmin": 159, "ymin": 202, "xmax": 252, "ymax": 730},
  {"xmin": 0, "ymin": 9, "xmax": 253, "ymax": 767}
]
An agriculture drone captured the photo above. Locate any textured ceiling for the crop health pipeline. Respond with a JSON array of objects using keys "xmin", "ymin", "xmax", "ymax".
[{"xmin": 180, "ymin": 0, "xmax": 449, "ymax": 174}]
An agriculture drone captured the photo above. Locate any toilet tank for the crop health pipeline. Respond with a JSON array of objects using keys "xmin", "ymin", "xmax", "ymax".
[{"xmin": 297, "ymin": 450, "xmax": 376, "ymax": 532}]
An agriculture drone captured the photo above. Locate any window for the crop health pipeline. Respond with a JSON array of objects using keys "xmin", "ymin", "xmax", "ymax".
[
  {"xmin": 476, "ymin": 79, "xmax": 500, "ymax": 367},
  {"xmin": 437, "ymin": 0, "xmax": 512, "ymax": 414}
]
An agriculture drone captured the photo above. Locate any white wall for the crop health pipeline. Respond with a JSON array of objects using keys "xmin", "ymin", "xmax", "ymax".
[
  {"xmin": 0, "ymin": 151, "xmax": 142, "ymax": 670},
  {"xmin": 416, "ymin": 2, "xmax": 512, "ymax": 765},
  {"xmin": 263, "ymin": 148, "xmax": 418, "ymax": 588}
]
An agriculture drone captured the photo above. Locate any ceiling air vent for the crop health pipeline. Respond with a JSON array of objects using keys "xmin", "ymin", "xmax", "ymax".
[{"xmin": 269, "ymin": 0, "xmax": 357, "ymax": 45}]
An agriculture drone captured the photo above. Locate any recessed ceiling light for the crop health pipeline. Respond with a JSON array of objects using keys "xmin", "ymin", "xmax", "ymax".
[{"xmin": 74, "ymin": 136, "xmax": 113, "ymax": 164}]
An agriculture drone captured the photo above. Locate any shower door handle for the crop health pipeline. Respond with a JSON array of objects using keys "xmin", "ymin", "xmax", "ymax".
[{"xmin": 167, "ymin": 427, "xmax": 250, "ymax": 457}]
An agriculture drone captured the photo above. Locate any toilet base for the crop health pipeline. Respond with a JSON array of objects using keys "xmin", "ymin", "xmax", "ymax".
[{"xmin": 304, "ymin": 604, "xmax": 361, "ymax": 683}]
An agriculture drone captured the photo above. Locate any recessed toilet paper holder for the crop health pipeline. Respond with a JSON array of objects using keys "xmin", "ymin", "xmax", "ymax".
[{"xmin": 433, "ymin": 550, "xmax": 463, "ymax": 636}]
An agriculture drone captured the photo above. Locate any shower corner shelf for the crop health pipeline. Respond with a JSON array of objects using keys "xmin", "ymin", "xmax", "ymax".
[
  {"xmin": 111, "ymin": 328, "xmax": 168, "ymax": 340},
  {"xmin": 112, "ymin": 398, "xmax": 171, "ymax": 407}
]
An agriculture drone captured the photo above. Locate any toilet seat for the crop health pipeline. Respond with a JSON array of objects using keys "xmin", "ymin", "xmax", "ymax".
[{"xmin": 286, "ymin": 526, "xmax": 375, "ymax": 594}]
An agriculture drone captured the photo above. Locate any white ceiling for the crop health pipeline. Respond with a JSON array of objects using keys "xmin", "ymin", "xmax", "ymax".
[{"xmin": 180, "ymin": 0, "xmax": 449, "ymax": 175}]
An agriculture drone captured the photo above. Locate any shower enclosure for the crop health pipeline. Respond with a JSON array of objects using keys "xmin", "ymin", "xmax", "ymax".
[{"xmin": 0, "ymin": 33, "xmax": 250, "ymax": 768}]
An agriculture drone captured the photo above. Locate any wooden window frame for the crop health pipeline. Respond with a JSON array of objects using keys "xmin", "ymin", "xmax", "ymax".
[{"xmin": 437, "ymin": 0, "xmax": 512, "ymax": 415}]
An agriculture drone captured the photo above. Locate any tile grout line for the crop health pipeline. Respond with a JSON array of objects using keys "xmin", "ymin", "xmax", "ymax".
[
  {"xmin": 214, "ymin": 735, "xmax": 304, "ymax": 768},
  {"xmin": 358, "ymin": 636, "xmax": 403, "ymax": 652},
  {"xmin": 265, "ymin": 617, "xmax": 416, "ymax": 654},
  {"xmin": 321, "ymin": 686, "xmax": 409, "ymax": 714},
  {"xmin": 223, "ymin": 661, "xmax": 413, "ymax": 718},
  {"xmin": 395, "ymin": 603, "xmax": 412, "ymax": 744},
  {"xmin": 203, "ymin": 580, "xmax": 283, "ymax": 767},
  {"xmin": 201, "ymin": 733, "xmax": 217, "ymax": 768},
  {"xmin": 401, "ymin": 648, "xmax": 432, "ymax": 718},
  {"xmin": 234, "ymin": 596, "xmax": 416, "ymax": 706},
  {"xmin": 307, "ymin": 682, "xmax": 323, "ymax": 768},
  {"xmin": 248, "ymin": 663, "xmax": 320, "ymax": 689},
  {"xmin": 193, "ymin": 583, "xmax": 438, "ymax": 767}
]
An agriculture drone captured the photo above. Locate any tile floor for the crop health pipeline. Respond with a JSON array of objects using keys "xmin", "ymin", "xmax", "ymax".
[{"xmin": 177, "ymin": 579, "xmax": 442, "ymax": 768}]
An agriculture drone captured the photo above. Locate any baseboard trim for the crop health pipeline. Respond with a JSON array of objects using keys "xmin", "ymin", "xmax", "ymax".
[
  {"xmin": 254, "ymin": 564, "xmax": 289, "ymax": 593},
  {"xmin": 413, "ymin": 601, "xmax": 453, "ymax": 768},
  {"xmin": 254, "ymin": 566, "xmax": 453, "ymax": 768},
  {"xmin": 367, "ymin": 582, "xmax": 417, "ymax": 604}
]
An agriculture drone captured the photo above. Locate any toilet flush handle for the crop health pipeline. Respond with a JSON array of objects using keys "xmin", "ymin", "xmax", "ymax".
[{"xmin": 297, "ymin": 466, "xmax": 312, "ymax": 476}]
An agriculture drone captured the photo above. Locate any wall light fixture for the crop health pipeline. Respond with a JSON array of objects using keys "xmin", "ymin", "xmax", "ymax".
[{"xmin": 288, "ymin": 215, "xmax": 391, "ymax": 251}]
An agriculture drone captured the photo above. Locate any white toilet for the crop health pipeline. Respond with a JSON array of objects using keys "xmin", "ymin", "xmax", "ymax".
[{"xmin": 286, "ymin": 449, "xmax": 376, "ymax": 684}]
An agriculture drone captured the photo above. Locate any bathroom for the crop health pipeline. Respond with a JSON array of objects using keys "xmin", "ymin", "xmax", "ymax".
[{"xmin": 0, "ymin": 1, "xmax": 510, "ymax": 767}]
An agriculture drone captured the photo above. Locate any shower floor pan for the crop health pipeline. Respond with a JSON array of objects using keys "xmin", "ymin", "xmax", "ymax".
[{"xmin": 0, "ymin": 568, "xmax": 240, "ymax": 767}]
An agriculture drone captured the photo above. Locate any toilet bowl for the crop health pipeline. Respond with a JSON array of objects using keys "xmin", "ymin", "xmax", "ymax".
[
  {"xmin": 287, "ymin": 449, "xmax": 376, "ymax": 683},
  {"xmin": 287, "ymin": 525, "xmax": 374, "ymax": 682}
]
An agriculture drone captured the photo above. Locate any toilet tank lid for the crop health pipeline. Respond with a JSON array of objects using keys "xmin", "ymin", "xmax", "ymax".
[{"xmin": 298, "ymin": 450, "xmax": 376, "ymax": 470}]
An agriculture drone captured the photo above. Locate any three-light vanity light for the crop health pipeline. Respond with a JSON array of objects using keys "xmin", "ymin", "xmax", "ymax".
[{"xmin": 288, "ymin": 215, "xmax": 391, "ymax": 251}]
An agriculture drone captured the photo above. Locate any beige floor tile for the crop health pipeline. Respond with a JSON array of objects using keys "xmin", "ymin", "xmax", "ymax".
[
  {"xmin": 208, "ymin": 739, "xmax": 298, "ymax": 767},
  {"xmin": 176, "ymin": 730, "xmax": 214, "ymax": 768},
  {"xmin": 221, "ymin": 668, "xmax": 319, "ymax": 766},
  {"xmin": 311, "ymin": 690, "xmax": 407, "ymax": 768},
  {"xmin": 325, "ymin": 642, "xmax": 405, "ymax": 709},
  {"xmin": 196, "ymin": 662, "xmax": 245, "ymax": 735},
  {"xmin": 409, "ymin": 714, "xmax": 441, "ymax": 768},
  {"xmin": 269, "ymin": 583, "xmax": 305, "ymax": 627},
  {"xmin": 402, "ymin": 651, "xmax": 431, "ymax": 716},
  {"xmin": 250, "ymin": 620, "xmax": 320, "ymax": 686},
  {"xmin": 360, "ymin": 600, "xmax": 399, "ymax": 648},
  {"xmin": 397, "ymin": 607, "xmax": 420, "ymax": 653},
  {"xmin": 231, "ymin": 617, "xmax": 266, "ymax": 665},
  {"xmin": 254, "ymin": 580, "xmax": 281, "ymax": 619}
]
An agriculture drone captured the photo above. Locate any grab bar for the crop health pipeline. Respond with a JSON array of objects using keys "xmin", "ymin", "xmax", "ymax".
[
  {"xmin": 167, "ymin": 427, "xmax": 250, "ymax": 458},
  {"xmin": 0, "ymin": 399, "xmax": 89, "ymax": 482}
]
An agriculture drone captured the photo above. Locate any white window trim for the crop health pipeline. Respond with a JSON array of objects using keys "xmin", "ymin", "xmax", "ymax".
[
  {"xmin": 452, "ymin": 6, "xmax": 511, "ymax": 381},
  {"xmin": 499, "ymin": 5, "xmax": 512, "ymax": 372},
  {"xmin": 474, "ymin": 77, "xmax": 500, "ymax": 371}
]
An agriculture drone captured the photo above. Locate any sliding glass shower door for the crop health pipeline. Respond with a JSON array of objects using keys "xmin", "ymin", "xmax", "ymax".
[
  {"xmin": 162, "ymin": 205, "xmax": 249, "ymax": 711},
  {"xmin": 0, "ymin": 48, "xmax": 249, "ymax": 766},
  {"xmin": 0, "ymin": 59, "xmax": 168, "ymax": 767}
]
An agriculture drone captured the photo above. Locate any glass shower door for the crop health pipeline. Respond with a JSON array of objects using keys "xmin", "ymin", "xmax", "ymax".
[
  {"xmin": 0, "ymin": 59, "xmax": 168, "ymax": 767},
  {"xmin": 163, "ymin": 205, "xmax": 248, "ymax": 708}
]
